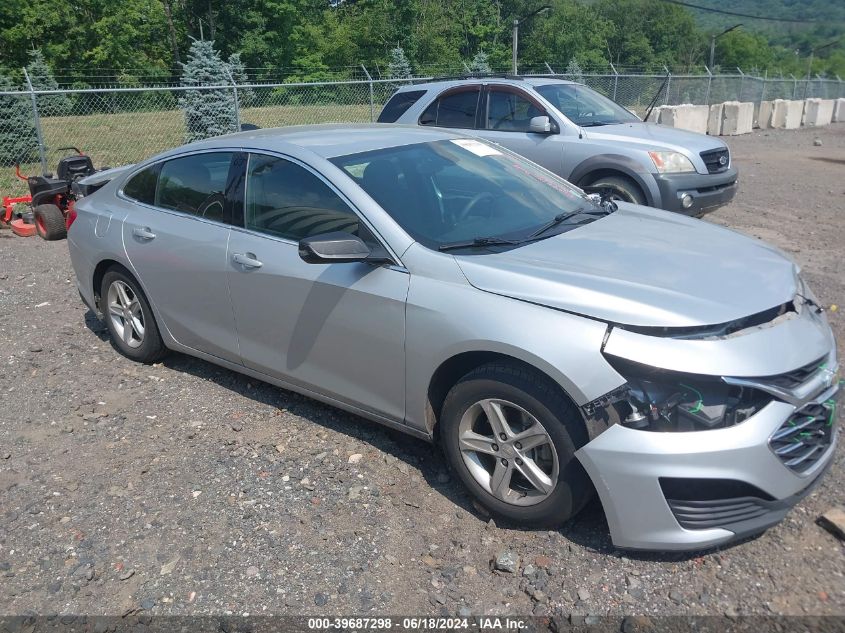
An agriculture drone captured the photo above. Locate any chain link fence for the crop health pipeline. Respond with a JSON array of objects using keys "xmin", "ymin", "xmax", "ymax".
[{"xmin": 2, "ymin": 70, "xmax": 844, "ymax": 197}]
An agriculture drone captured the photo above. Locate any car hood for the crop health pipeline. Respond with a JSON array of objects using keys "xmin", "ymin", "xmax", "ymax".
[
  {"xmin": 454, "ymin": 204, "xmax": 797, "ymax": 328},
  {"xmin": 582, "ymin": 121, "xmax": 723, "ymax": 156}
]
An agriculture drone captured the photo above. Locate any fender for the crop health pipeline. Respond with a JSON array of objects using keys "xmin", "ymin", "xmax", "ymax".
[{"xmin": 569, "ymin": 154, "xmax": 660, "ymax": 207}]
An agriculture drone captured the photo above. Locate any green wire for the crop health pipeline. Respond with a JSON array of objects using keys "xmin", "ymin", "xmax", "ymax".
[{"xmin": 679, "ymin": 383, "xmax": 704, "ymax": 414}]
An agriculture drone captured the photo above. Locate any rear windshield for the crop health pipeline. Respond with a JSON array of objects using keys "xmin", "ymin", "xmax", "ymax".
[{"xmin": 377, "ymin": 90, "xmax": 426, "ymax": 123}]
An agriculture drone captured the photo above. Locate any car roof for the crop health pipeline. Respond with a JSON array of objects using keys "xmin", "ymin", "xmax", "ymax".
[
  {"xmin": 158, "ymin": 124, "xmax": 464, "ymax": 160},
  {"xmin": 396, "ymin": 76, "xmax": 577, "ymax": 92}
]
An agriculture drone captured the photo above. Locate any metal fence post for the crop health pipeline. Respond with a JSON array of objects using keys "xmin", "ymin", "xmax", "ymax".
[
  {"xmin": 737, "ymin": 67, "xmax": 745, "ymax": 102},
  {"xmin": 544, "ymin": 61, "xmax": 556, "ymax": 75},
  {"xmin": 225, "ymin": 67, "xmax": 241, "ymax": 131},
  {"xmin": 361, "ymin": 64, "xmax": 374, "ymax": 122},
  {"xmin": 759, "ymin": 69, "xmax": 767, "ymax": 105},
  {"xmin": 663, "ymin": 65, "xmax": 671, "ymax": 105},
  {"xmin": 789, "ymin": 74, "xmax": 797, "ymax": 99},
  {"xmin": 22, "ymin": 68, "xmax": 48, "ymax": 176},
  {"xmin": 838, "ymin": 75, "xmax": 843, "ymax": 98},
  {"xmin": 610, "ymin": 62, "xmax": 619, "ymax": 101},
  {"xmin": 704, "ymin": 65, "xmax": 713, "ymax": 105}
]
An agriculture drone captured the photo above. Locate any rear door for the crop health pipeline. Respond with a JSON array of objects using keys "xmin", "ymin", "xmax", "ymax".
[
  {"xmin": 475, "ymin": 85, "xmax": 562, "ymax": 174},
  {"xmin": 121, "ymin": 150, "xmax": 244, "ymax": 363}
]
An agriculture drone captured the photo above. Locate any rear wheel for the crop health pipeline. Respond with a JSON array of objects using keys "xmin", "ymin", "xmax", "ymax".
[
  {"xmin": 101, "ymin": 268, "xmax": 167, "ymax": 363},
  {"xmin": 582, "ymin": 175, "xmax": 646, "ymax": 205},
  {"xmin": 440, "ymin": 362, "xmax": 593, "ymax": 527},
  {"xmin": 33, "ymin": 204, "xmax": 67, "ymax": 240}
]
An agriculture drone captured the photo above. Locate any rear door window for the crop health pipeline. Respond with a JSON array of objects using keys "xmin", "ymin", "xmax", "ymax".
[
  {"xmin": 378, "ymin": 90, "xmax": 426, "ymax": 123},
  {"xmin": 419, "ymin": 88, "xmax": 480, "ymax": 128},
  {"xmin": 155, "ymin": 152, "xmax": 235, "ymax": 223}
]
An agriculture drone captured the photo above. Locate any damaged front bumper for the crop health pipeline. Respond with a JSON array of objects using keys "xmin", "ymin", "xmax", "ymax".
[{"xmin": 575, "ymin": 304, "xmax": 839, "ymax": 551}]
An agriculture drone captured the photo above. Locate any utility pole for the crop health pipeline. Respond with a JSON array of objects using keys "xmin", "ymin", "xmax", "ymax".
[
  {"xmin": 512, "ymin": 5, "xmax": 552, "ymax": 74},
  {"xmin": 709, "ymin": 23, "xmax": 742, "ymax": 70}
]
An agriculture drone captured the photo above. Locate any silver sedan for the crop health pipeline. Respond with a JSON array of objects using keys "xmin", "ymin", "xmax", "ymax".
[{"xmin": 67, "ymin": 124, "xmax": 839, "ymax": 551}]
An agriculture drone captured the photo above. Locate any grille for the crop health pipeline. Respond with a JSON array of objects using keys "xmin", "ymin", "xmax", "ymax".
[
  {"xmin": 700, "ymin": 148, "xmax": 730, "ymax": 173},
  {"xmin": 770, "ymin": 401, "xmax": 836, "ymax": 472},
  {"xmin": 666, "ymin": 497, "xmax": 770, "ymax": 530},
  {"xmin": 758, "ymin": 357, "xmax": 827, "ymax": 390}
]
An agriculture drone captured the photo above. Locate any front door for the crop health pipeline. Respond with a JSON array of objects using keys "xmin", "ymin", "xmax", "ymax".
[
  {"xmin": 226, "ymin": 153, "xmax": 408, "ymax": 422},
  {"xmin": 476, "ymin": 85, "xmax": 563, "ymax": 174},
  {"xmin": 122, "ymin": 151, "xmax": 243, "ymax": 363}
]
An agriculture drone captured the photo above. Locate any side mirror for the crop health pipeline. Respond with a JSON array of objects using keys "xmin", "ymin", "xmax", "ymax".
[
  {"xmin": 529, "ymin": 115, "xmax": 553, "ymax": 134},
  {"xmin": 298, "ymin": 231, "xmax": 372, "ymax": 264}
]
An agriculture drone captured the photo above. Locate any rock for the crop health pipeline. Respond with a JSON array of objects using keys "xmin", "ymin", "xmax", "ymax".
[
  {"xmin": 1, "ymin": 453, "xmax": 10, "ymax": 460},
  {"xmin": 29, "ymin": 345, "xmax": 43, "ymax": 353},
  {"xmin": 430, "ymin": 592, "xmax": 447, "ymax": 605},
  {"xmin": 534, "ymin": 555, "xmax": 552, "ymax": 568},
  {"xmin": 159, "ymin": 556, "xmax": 180, "ymax": 576},
  {"xmin": 348, "ymin": 453, "xmax": 363, "ymax": 464},
  {"xmin": 493, "ymin": 550, "xmax": 518, "ymax": 573},
  {"xmin": 421, "ymin": 555, "xmax": 437, "ymax": 567},
  {"xmin": 622, "ymin": 615, "xmax": 653, "ymax": 633},
  {"xmin": 522, "ymin": 564, "xmax": 536, "ymax": 577},
  {"xmin": 531, "ymin": 589, "xmax": 546, "ymax": 603},
  {"xmin": 315, "ymin": 592, "xmax": 329, "ymax": 606},
  {"xmin": 230, "ymin": 421, "xmax": 243, "ymax": 432},
  {"xmin": 577, "ymin": 588, "xmax": 591, "ymax": 601},
  {"xmin": 626, "ymin": 575, "xmax": 642, "ymax": 590},
  {"xmin": 140, "ymin": 598, "xmax": 155, "ymax": 610},
  {"xmin": 813, "ymin": 138, "xmax": 823, "ymax": 147},
  {"xmin": 668, "ymin": 590, "xmax": 685, "ymax": 604},
  {"xmin": 348, "ymin": 485, "xmax": 365, "ymax": 500},
  {"xmin": 246, "ymin": 566, "xmax": 259, "ymax": 577},
  {"xmin": 817, "ymin": 507, "xmax": 845, "ymax": 540},
  {"xmin": 118, "ymin": 569, "xmax": 135, "ymax": 581},
  {"xmin": 457, "ymin": 606, "xmax": 472, "ymax": 617}
]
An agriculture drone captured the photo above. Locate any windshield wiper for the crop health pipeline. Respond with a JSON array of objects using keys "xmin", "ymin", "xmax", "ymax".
[
  {"xmin": 438, "ymin": 236, "xmax": 522, "ymax": 252},
  {"xmin": 579, "ymin": 121, "xmax": 612, "ymax": 127},
  {"xmin": 527, "ymin": 207, "xmax": 599, "ymax": 239}
]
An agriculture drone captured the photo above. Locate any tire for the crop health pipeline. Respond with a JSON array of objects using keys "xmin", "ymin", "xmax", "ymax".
[
  {"xmin": 582, "ymin": 175, "xmax": 646, "ymax": 205},
  {"xmin": 100, "ymin": 267, "xmax": 168, "ymax": 363},
  {"xmin": 33, "ymin": 204, "xmax": 67, "ymax": 241},
  {"xmin": 440, "ymin": 362, "xmax": 593, "ymax": 527}
]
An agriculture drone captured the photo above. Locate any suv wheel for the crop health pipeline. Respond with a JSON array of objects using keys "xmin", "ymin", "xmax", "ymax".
[
  {"xmin": 441, "ymin": 362, "xmax": 593, "ymax": 526},
  {"xmin": 583, "ymin": 175, "xmax": 645, "ymax": 205}
]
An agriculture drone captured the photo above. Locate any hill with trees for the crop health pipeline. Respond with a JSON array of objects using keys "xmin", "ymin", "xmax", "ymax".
[{"xmin": 0, "ymin": 0, "xmax": 841, "ymax": 85}]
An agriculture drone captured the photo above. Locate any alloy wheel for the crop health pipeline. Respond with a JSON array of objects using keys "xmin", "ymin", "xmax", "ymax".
[
  {"xmin": 107, "ymin": 280, "xmax": 145, "ymax": 349},
  {"xmin": 457, "ymin": 398, "xmax": 559, "ymax": 506}
]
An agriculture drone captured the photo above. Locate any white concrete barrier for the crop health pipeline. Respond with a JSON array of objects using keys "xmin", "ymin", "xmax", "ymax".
[
  {"xmin": 756, "ymin": 100, "xmax": 773, "ymax": 129},
  {"xmin": 802, "ymin": 98, "xmax": 835, "ymax": 126},
  {"xmin": 707, "ymin": 103, "xmax": 723, "ymax": 135},
  {"xmin": 783, "ymin": 100, "xmax": 803, "ymax": 129},
  {"xmin": 834, "ymin": 98, "xmax": 845, "ymax": 123},
  {"xmin": 720, "ymin": 101, "xmax": 753, "ymax": 135},
  {"xmin": 657, "ymin": 104, "xmax": 709, "ymax": 134}
]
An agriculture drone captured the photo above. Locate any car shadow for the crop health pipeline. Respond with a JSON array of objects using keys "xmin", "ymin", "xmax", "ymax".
[{"xmin": 83, "ymin": 307, "xmax": 755, "ymax": 560}]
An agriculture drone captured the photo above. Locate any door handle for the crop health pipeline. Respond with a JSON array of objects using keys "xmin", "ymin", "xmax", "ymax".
[
  {"xmin": 132, "ymin": 227, "xmax": 156, "ymax": 240},
  {"xmin": 232, "ymin": 252, "xmax": 263, "ymax": 269}
]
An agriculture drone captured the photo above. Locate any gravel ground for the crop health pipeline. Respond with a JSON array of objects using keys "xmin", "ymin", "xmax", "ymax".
[{"xmin": 1, "ymin": 124, "xmax": 844, "ymax": 620}]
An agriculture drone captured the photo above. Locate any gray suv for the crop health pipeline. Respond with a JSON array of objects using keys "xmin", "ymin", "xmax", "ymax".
[{"xmin": 381, "ymin": 77, "xmax": 738, "ymax": 215}]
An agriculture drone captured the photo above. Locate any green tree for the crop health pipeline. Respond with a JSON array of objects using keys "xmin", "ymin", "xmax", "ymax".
[
  {"xmin": 387, "ymin": 45, "xmax": 413, "ymax": 81},
  {"xmin": 228, "ymin": 53, "xmax": 256, "ymax": 107},
  {"xmin": 469, "ymin": 50, "xmax": 491, "ymax": 74},
  {"xmin": 27, "ymin": 49, "xmax": 72, "ymax": 116},
  {"xmin": 179, "ymin": 39, "xmax": 238, "ymax": 143},
  {"xmin": 565, "ymin": 58, "xmax": 584, "ymax": 83},
  {"xmin": 0, "ymin": 74, "xmax": 38, "ymax": 165},
  {"xmin": 715, "ymin": 31, "xmax": 774, "ymax": 73}
]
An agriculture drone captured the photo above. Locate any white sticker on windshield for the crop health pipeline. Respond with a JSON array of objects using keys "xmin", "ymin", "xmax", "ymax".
[{"xmin": 450, "ymin": 138, "xmax": 502, "ymax": 157}]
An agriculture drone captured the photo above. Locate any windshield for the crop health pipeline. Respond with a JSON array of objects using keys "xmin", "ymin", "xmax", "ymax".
[
  {"xmin": 330, "ymin": 139, "xmax": 595, "ymax": 251},
  {"xmin": 535, "ymin": 83, "xmax": 639, "ymax": 127}
]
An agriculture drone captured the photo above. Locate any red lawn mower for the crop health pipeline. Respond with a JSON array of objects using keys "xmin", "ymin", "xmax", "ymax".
[{"xmin": 2, "ymin": 147, "xmax": 97, "ymax": 240}]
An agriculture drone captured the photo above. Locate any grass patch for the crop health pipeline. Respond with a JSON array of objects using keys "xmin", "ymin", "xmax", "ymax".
[{"xmin": 2, "ymin": 103, "xmax": 375, "ymax": 200}]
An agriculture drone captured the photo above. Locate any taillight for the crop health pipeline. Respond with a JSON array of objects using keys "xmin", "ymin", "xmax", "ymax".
[{"xmin": 65, "ymin": 207, "xmax": 77, "ymax": 230}]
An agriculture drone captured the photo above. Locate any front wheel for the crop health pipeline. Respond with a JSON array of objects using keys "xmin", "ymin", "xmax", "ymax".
[
  {"xmin": 582, "ymin": 175, "xmax": 646, "ymax": 205},
  {"xmin": 440, "ymin": 362, "xmax": 593, "ymax": 527}
]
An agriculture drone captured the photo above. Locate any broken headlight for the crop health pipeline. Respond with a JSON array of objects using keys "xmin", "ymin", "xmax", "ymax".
[{"xmin": 599, "ymin": 356, "xmax": 772, "ymax": 432}]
